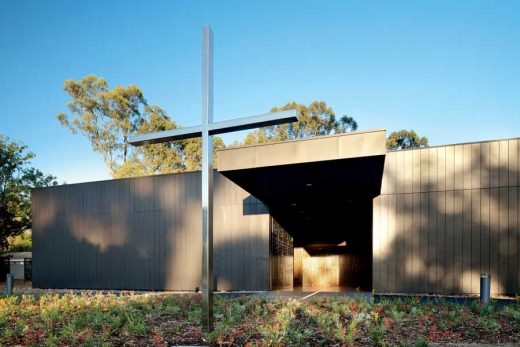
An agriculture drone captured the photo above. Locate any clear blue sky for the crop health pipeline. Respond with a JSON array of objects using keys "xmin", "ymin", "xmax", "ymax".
[{"xmin": 1, "ymin": 0, "xmax": 519, "ymax": 183}]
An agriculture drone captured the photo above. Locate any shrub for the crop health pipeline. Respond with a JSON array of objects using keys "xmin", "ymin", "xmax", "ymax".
[
  {"xmin": 258, "ymin": 300, "xmax": 296, "ymax": 345},
  {"xmin": 2, "ymin": 291, "xmax": 520, "ymax": 346},
  {"xmin": 369, "ymin": 322, "xmax": 386, "ymax": 346},
  {"xmin": 6, "ymin": 231, "xmax": 32, "ymax": 252}
]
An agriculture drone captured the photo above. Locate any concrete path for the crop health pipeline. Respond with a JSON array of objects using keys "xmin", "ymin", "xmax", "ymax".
[{"xmin": 215, "ymin": 289, "xmax": 373, "ymax": 301}]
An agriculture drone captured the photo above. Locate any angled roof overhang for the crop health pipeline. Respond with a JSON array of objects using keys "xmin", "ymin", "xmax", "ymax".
[
  {"xmin": 217, "ymin": 129, "xmax": 387, "ymax": 245},
  {"xmin": 218, "ymin": 128, "xmax": 386, "ymax": 171}
]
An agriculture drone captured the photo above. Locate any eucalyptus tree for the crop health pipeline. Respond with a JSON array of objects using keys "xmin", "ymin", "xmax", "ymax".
[
  {"xmin": 114, "ymin": 106, "xmax": 224, "ymax": 178},
  {"xmin": 56, "ymin": 75, "xmax": 146, "ymax": 176},
  {"xmin": 386, "ymin": 129, "xmax": 429, "ymax": 150},
  {"xmin": 57, "ymin": 75, "xmax": 224, "ymax": 178},
  {"xmin": 243, "ymin": 101, "xmax": 358, "ymax": 144}
]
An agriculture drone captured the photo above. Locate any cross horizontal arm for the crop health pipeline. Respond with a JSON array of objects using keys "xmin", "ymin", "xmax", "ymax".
[
  {"xmin": 129, "ymin": 109, "xmax": 298, "ymax": 146},
  {"xmin": 130, "ymin": 125, "xmax": 204, "ymax": 146},
  {"xmin": 209, "ymin": 109, "xmax": 297, "ymax": 135}
]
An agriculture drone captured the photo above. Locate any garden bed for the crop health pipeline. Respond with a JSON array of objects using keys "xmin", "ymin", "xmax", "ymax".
[{"xmin": 1, "ymin": 291, "xmax": 520, "ymax": 346}]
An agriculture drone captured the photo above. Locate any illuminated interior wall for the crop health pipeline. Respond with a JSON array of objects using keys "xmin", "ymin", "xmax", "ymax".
[
  {"xmin": 374, "ymin": 138, "xmax": 520, "ymax": 295},
  {"xmin": 293, "ymin": 247, "xmax": 309, "ymax": 286},
  {"xmin": 294, "ymin": 247, "xmax": 371, "ymax": 289}
]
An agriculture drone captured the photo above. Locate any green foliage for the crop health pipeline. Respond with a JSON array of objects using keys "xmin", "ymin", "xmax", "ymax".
[
  {"xmin": 501, "ymin": 304, "xmax": 520, "ymax": 325},
  {"xmin": 368, "ymin": 322, "xmax": 386, "ymax": 346},
  {"xmin": 415, "ymin": 338, "xmax": 428, "ymax": 347},
  {"xmin": 113, "ymin": 105, "xmax": 182, "ymax": 177},
  {"xmin": 0, "ymin": 136, "xmax": 57, "ymax": 250},
  {"xmin": 243, "ymin": 101, "xmax": 358, "ymax": 145},
  {"xmin": 56, "ymin": 75, "xmax": 146, "ymax": 176},
  {"xmin": 389, "ymin": 307, "xmax": 405, "ymax": 323},
  {"xmin": 469, "ymin": 300, "xmax": 496, "ymax": 317},
  {"xmin": 124, "ymin": 311, "xmax": 149, "ymax": 336},
  {"xmin": 159, "ymin": 298, "xmax": 181, "ymax": 317},
  {"xmin": 386, "ymin": 129, "xmax": 429, "ymax": 150},
  {"xmin": 346, "ymin": 317, "xmax": 361, "ymax": 343},
  {"xmin": 221, "ymin": 300, "xmax": 247, "ymax": 324},
  {"xmin": 186, "ymin": 304, "xmax": 202, "ymax": 323},
  {"xmin": 6, "ymin": 230, "xmax": 32, "ymax": 252},
  {"xmin": 182, "ymin": 136, "xmax": 225, "ymax": 171},
  {"xmin": 257, "ymin": 313, "xmax": 288, "ymax": 344},
  {"xmin": 202, "ymin": 321, "xmax": 230, "ymax": 343},
  {"xmin": 315, "ymin": 310, "xmax": 346, "ymax": 342},
  {"xmin": 114, "ymin": 105, "xmax": 226, "ymax": 177},
  {"xmin": 258, "ymin": 299, "xmax": 297, "ymax": 345},
  {"xmin": 1, "ymin": 294, "xmax": 520, "ymax": 346},
  {"xmin": 476, "ymin": 316, "xmax": 501, "ymax": 333},
  {"xmin": 57, "ymin": 75, "xmax": 225, "ymax": 178},
  {"xmin": 283, "ymin": 304, "xmax": 316, "ymax": 345}
]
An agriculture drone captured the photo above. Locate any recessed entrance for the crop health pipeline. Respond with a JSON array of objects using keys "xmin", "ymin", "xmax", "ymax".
[
  {"xmin": 221, "ymin": 156, "xmax": 384, "ymax": 292},
  {"xmin": 289, "ymin": 190, "xmax": 374, "ymax": 291},
  {"xmin": 217, "ymin": 130, "xmax": 387, "ymax": 292}
]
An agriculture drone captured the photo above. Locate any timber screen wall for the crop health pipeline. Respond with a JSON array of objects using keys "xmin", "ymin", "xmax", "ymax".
[
  {"xmin": 32, "ymin": 172, "xmax": 270, "ymax": 291},
  {"xmin": 270, "ymin": 218, "xmax": 294, "ymax": 289},
  {"xmin": 374, "ymin": 138, "xmax": 520, "ymax": 295}
]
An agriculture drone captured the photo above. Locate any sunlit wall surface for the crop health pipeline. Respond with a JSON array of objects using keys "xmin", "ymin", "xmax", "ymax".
[{"xmin": 374, "ymin": 138, "xmax": 520, "ymax": 295}]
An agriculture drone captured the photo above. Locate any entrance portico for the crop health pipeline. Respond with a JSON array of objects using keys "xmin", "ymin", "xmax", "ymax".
[{"xmin": 217, "ymin": 129, "xmax": 387, "ymax": 291}]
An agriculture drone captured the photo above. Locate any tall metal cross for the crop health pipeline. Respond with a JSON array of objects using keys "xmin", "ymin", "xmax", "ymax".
[{"xmin": 129, "ymin": 26, "xmax": 297, "ymax": 332}]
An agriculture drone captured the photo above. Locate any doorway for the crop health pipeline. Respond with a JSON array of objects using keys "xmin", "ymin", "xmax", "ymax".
[
  {"xmin": 290, "ymin": 194, "xmax": 373, "ymax": 291},
  {"xmin": 221, "ymin": 155, "xmax": 385, "ymax": 292}
]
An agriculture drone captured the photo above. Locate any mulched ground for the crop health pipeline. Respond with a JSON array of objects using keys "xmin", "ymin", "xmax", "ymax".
[{"xmin": 1, "ymin": 283, "xmax": 520, "ymax": 346}]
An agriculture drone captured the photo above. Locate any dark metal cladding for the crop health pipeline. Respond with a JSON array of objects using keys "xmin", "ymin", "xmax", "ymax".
[
  {"xmin": 374, "ymin": 138, "xmax": 520, "ymax": 296},
  {"xmin": 31, "ymin": 171, "xmax": 270, "ymax": 291}
]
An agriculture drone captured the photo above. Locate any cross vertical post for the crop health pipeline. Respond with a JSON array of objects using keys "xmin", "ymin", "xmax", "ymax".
[
  {"xmin": 201, "ymin": 26, "xmax": 214, "ymax": 332},
  {"xmin": 128, "ymin": 26, "xmax": 298, "ymax": 334}
]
